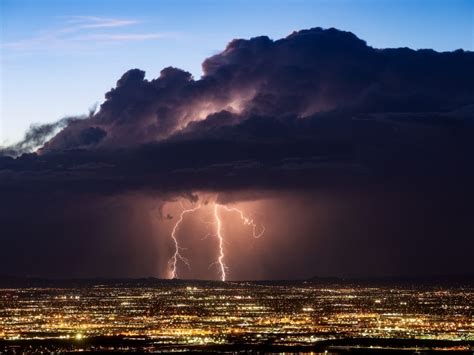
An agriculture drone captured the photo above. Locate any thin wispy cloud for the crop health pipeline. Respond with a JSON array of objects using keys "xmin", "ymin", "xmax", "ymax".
[
  {"xmin": 3, "ymin": 16, "xmax": 173, "ymax": 51},
  {"xmin": 73, "ymin": 33, "xmax": 175, "ymax": 42},
  {"xmin": 66, "ymin": 16, "xmax": 138, "ymax": 27},
  {"xmin": 58, "ymin": 16, "xmax": 139, "ymax": 32}
]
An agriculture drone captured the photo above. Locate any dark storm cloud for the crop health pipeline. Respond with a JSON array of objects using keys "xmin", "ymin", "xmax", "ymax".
[
  {"xmin": 23, "ymin": 27, "xmax": 473, "ymax": 155},
  {"xmin": 1, "ymin": 27, "xmax": 474, "ymax": 278},
  {"xmin": 1, "ymin": 110, "xmax": 473, "ymax": 196},
  {"xmin": 203, "ymin": 28, "xmax": 474, "ymax": 115},
  {"xmin": 40, "ymin": 65, "xmax": 242, "ymax": 151},
  {"xmin": 1, "ymin": 26, "xmax": 473, "ymax": 202}
]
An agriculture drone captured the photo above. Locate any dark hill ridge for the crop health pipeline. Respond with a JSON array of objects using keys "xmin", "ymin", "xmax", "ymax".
[{"xmin": 1, "ymin": 336, "xmax": 473, "ymax": 353}]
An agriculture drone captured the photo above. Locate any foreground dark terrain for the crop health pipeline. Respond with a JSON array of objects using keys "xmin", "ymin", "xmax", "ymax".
[{"xmin": 0, "ymin": 278, "xmax": 472, "ymax": 353}]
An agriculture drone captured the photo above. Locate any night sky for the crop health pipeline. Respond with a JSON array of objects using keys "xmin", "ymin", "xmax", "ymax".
[{"xmin": 1, "ymin": 17, "xmax": 474, "ymax": 279}]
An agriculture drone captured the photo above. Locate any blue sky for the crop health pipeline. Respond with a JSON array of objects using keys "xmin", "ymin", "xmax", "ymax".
[{"xmin": 1, "ymin": 0, "xmax": 473, "ymax": 144}]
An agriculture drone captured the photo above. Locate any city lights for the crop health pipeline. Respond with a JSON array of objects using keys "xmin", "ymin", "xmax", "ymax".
[{"xmin": 1, "ymin": 282, "xmax": 472, "ymax": 352}]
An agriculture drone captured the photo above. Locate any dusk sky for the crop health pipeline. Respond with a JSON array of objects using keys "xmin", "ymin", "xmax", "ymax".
[{"xmin": 1, "ymin": 0, "xmax": 473, "ymax": 281}]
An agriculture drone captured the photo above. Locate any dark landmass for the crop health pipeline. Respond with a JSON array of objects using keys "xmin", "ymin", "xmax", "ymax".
[{"xmin": 1, "ymin": 336, "xmax": 472, "ymax": 354}]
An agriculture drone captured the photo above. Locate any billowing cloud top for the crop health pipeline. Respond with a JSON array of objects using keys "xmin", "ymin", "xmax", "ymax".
[
  {"xmin": 1, "ymin": 27, "xmax": 474, "ymax": 193},
  {"xmin": 31, "ymin": 27, "xmax": 474, "ymax": 150}
]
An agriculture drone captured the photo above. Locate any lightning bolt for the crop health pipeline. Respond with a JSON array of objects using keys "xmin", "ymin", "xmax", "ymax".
[
  {"xmin": 168, "ymin": 204, "xmax": 201, "ymax": 279},
  {"xmin": 218, "ymin": 205, "xmax": 265, "ymax": 239},
  {"xmin": 212, "ymin": 204, "xmax": 265, "ymax": 281},
  {"xmin": 166, "ymin": 200, "xmax": 265, "ymax": 281},
  {"xmin": 213, "ymin": 203, "xmax": 227, "ymax": 281}
]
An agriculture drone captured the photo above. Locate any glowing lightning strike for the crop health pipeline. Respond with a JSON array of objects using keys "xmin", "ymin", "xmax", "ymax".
[
  {"xmin": 168, "ymin": 204, "xmax": 201, "ymax": 279},
  {"xmin": 219, "ymin": 205, "xmax": 265, "ymax": 239},
  {"xmin": 213, "ymin": 204, "xmax": 227, "ymax": 281},
  {"xmin": 212, "ymin": 204, "xmax": 265, "ymax": 281},
  {"xmin": 166, "ymin": 200, "xmax": 265, "ymax": 281}
]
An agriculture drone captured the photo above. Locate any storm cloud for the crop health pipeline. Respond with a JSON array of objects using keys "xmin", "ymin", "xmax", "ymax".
[
  {"xmin": 21, "ymin": 27, "xmax": 472, "ymax": 153},
  {"xmin": 1, "ymin": 27, "xmax": 473, "ymax": 279}
]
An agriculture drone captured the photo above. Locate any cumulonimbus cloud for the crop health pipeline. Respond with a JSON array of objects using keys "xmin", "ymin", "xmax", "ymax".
[
  {"xmin": 1, "ymin": 27, "xmax": 473, "ymax": 195},
  {"xmin": 1, "ymin": 27, "xmax": 474, "ymax": 279},
  {"xmin": 22, "ymin": 27, "xmax": 469, "ymax": 153}
]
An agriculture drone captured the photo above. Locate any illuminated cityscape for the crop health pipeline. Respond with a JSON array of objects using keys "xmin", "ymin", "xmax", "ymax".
[{"xmin": 1, "ymin": 281, "xmax": 472, "ymax": 352}]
